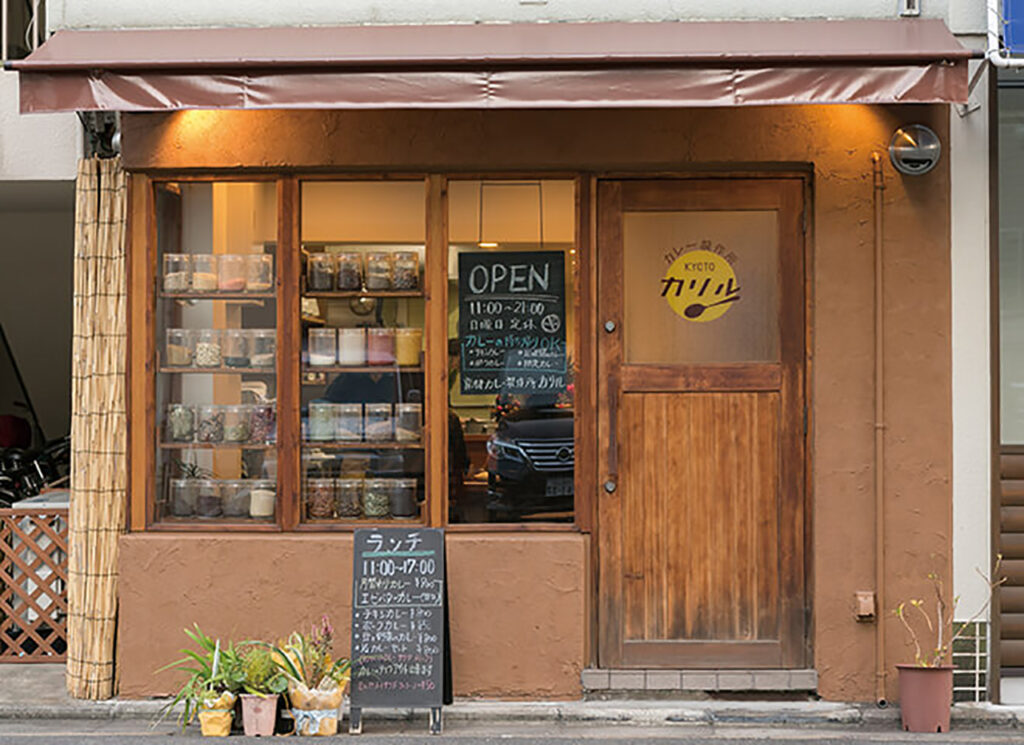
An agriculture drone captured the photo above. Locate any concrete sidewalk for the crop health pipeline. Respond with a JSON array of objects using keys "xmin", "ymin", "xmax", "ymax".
[{"xmin": 2, "ymin": 665, "xmax": 1022, "ymax": 729}]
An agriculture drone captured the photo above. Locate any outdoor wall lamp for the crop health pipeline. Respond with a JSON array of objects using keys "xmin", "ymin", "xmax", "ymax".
[{"xmin": 889, "ymin": 124, "xmax": 941, "ymax": 176}]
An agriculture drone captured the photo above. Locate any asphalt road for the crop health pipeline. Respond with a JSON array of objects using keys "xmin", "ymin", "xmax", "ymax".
[{"xmin": 0, "ymin": 720, "xmax": 1023, "ymax": 744}]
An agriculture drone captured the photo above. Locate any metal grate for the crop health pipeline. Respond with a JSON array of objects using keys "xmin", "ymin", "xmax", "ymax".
[
  {"xmin": 517, "ymin": 438, "xmax": 575, "ymax": 472},
  {"xmin": 953, "ymin": 620, "xmax": 988, "ymax": 703},
  {"xmin": 0, "ymin": 508, "xmax": 68, "ymax": 662}
]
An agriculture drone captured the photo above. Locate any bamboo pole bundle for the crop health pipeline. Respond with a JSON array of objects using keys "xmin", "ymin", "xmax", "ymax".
[{"xmin": 65, "ymin": 157, "xmax": 128, "ymax": 700}]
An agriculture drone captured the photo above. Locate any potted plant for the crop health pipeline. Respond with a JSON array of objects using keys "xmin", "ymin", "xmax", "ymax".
[
  {"xmin": 273, "ymin": 615, "xmax": 351, "ymax": 736},
  {"xmin": 239, "ymin": 644, "xmax": 288, "ymax": 737},
  {"xmin": 156, "ymin": 625, "xmax": 245, "ymax": 737},
  {"xmin": 893, "ymin": 561, "xmax": 1003, "ymax": 733}
]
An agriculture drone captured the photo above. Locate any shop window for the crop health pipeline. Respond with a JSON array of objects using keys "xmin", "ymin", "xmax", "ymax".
[
  {"xmin": 447, "ymin": 180, "xmax": 577, "ymax": 523},
  {"xmin": 1002, "ymin": 87, "xmax": 1024, "ymax": 444}
]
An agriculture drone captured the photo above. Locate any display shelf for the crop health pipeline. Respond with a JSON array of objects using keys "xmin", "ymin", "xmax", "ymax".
[
  {"xmin": 302, "ymin": 290, "xmax": 424, "ymax": 299},
  {"xmin": 301, "ymin": 365, "xmax": 422, "ymax": 375},
  {"xmin": 301, "ymin": 516, "xmax": 423, "ymax": 525},
  {"xmin": 160, "ymin": 442, "xmax": 276, "ymax": 450},
  {"xmin": 159, "ymin": 366, "xmax": 277, "ymax": 374},
  {"xmin": 301, "ymin": 441, "xmax": 423, "ymax": 450},
  {"xmin": 160, "ymin": 292, "xmax": 276, "ymax": 300}
]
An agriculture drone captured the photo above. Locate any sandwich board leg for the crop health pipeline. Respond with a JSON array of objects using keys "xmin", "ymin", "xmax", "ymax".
[
  {"xmin": 429, "ymin": 707, "xmax": 442, "ymax": 735},
  {"xmin": 349, "ymin": 706, "xmax": 362, "ymax": 735}
]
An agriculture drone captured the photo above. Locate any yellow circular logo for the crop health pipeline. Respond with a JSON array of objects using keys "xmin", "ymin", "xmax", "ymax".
[{"xmin": 662, "ymin": 249, "xmax": 740, "ymax": 323}]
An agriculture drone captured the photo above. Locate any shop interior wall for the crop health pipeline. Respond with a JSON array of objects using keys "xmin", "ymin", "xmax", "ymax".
[
  {"xmin": 121, "ymin": 105, "xmax": 953, "ymax": 702},
  {"xmin": 0, "ymin": 182, "xmax": 74, "ymax": 442}
]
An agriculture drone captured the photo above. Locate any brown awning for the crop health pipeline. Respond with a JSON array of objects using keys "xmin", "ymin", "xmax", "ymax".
[{"xmin": 13, "ymin": 19, "xmax": 970, "ymax": 112}]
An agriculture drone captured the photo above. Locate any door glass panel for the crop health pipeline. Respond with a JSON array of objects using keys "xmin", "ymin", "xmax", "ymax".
[{"xmin": 622, "ymin": 210, "xmax": 779, "ymax": 364}]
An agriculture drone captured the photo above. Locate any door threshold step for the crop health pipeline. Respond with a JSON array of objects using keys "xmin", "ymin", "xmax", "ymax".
[{"xmin": 583, "ymin": 669, "xmax": 818, "ymax": 693}]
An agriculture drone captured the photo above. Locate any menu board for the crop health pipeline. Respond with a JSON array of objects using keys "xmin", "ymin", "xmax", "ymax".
[
  {"xmin": 458, "ymin": 250, "xmax": 567, "ymax": 395},
  {"xmin": 350, "ymin": 528, "xmax": 445, "ymax": 713}
]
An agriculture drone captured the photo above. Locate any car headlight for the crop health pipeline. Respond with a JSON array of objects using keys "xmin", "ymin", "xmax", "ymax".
[{"xmin": 487, "ymin": 437, "xmax": 526, "ymax": 463}]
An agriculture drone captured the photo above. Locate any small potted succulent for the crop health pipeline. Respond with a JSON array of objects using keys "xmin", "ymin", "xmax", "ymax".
[
  {"xmin": 273, "ymin": 615, "xmax": 351, "ymax": 736},
  {"xmin": 239, "ymin": 645, "xmax": 288, "ymax": 737}
]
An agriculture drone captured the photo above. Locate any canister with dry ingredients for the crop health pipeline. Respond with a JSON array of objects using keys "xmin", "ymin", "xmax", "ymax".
[
  {"xmin": 306, "ymin": 478, "xmax": 335, "ymax": 519},
  {"xmin": 195, "ymin": 330, "xmax": 223, "ymax": 368},
  {"xmin": 394, "ymin": 403, "xmax": 422, "ymax": 442},
  {"xmin": 191, "ymin": 255, "xmax": 219, "ymax": 291},
  {"xmin": 249, "ymin": 480, "xmax": 276, "ymax": 518},
  {"xmin": 223, "ymin": 329, "xmax": 249, "ymax": 368},
  {"xmin": 245, "ymin": 254, "xmax": 274, "ymax": 292},
  {"xmin": 366, "ymin": 328, "xmax": 395, "ymax": 366},
  {"xmin": 217, "ymin": 254, "xmax": 246, "ymax": 292},
  {"xmin": 165, "ymin": 329, "xmax": 195, "ymax": 367},
  {"xmin": 336, "ymin": 252, "xmax": 363, "ymax": 290},
  {"xmin": 308, "ymin": 402, "xmax": 335, "ymax": 442},
  {"xmin": 163, "ymin": 254, "xmax": 191, "ymax": 292},
  {"xmin": 392, "ymin": 251, "xmax": 420, "ymax": 290},
  {"xmin": 364, "ymin": 252, "xmax": 393, "ymax": 290},
  {"xmin": 248, "ymin": 329, "xmax": 276, "ymax": 367},
  {"xmin": 306, "ymin": 253, "xmax": 335, "ymax": 291},
  {"xmin": 337, "ymin": 328, "xmax": 366, "ymax": 365},
  {"xmin": 308, "ymin": 328, "xmax": 336, "ymax": 366},
  {"xmin": 394, "ymin": 328, "xmax": 422, "ymax": 367},
  {"xmin": 364, "ymin": 403, "xmax": 394, "ymax": 441},
  {"xmin": 362, "ymin": 478, "xmax": 391, "ymax": 518},
  {"xmin": 165, "ymin": 403, "xmax": 195, "ymax": 442}
]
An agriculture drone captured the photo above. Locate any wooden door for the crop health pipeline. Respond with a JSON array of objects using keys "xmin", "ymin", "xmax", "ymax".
[{"xmin": 597, "ymin": 178, "xmax": 806, "ymax": 669}]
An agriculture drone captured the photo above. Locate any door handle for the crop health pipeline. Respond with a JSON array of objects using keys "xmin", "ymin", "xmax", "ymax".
[{"xmin": 607, "ymin": 374, "xmax": 619, "ymax": 478}]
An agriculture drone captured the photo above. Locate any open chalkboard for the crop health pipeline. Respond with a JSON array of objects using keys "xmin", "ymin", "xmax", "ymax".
[
  {"xmin": 458, "ymin": 250, "xmax": 567, "ymax": 396},
  {"xmin": 349, "ymin": 527, "xmax": 446, "ymax": 734}
]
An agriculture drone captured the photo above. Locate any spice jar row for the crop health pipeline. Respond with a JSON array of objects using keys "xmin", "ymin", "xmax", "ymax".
[
  {"xmin": 305, "ymin": 477, "xmax": 419, "ymax": 520},
  {"xmin": 305, "ymin": 249, "xmax": 420, "ymax": 291},
  {"xmin": 307, "ymin": 327, "xmax": 421, "ymax": 367},
  {"xmin": 167, "ymin": 478, "xmax": 276, "ymax": 519},
  {"xmin": 165, "ymin": 328, "xmax": 276, "ymax": 368},
  {"xmin": 165, "ymin": 403, "xmax": 276, "ymax": 444},
  {"xmin": 305, "ymin": 402, "xmax": 421, "ymax": 443},
  {"xmin": 163, "ymin": 253, "xmax": 274, "ymax": 293}
]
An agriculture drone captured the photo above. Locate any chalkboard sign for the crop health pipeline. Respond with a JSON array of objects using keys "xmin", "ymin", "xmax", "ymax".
[
  {"xmin": 350, "ymin": 527, "xmax": 446, "ymax": 734},
  {"xmin": 458, "ymin": 250, "xmax": 567, "ymax": 395}
]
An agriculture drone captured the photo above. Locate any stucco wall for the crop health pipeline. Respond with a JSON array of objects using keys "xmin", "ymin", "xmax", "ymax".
[
  {"xmin": 0, "ymin": 72, "xmax": 80, "ymax": 181},
  {"xmin": 121, "ymin": 104, "xmax": 953, "ymax": 702},
  {"xmin": 117, "ymin": 533, "xmax": 587, "ymax": 699}
]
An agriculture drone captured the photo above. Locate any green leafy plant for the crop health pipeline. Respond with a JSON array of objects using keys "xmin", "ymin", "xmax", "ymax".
[
  {"xmin": 155, "ymin": 624, "xmax": 246, "ymax": 728},
  {"xmin": 173, "ymin": 458, "xmax": 213, "ymax": 479},
  {"xmin": 273, "ymin": 615, "xmax": 351, "ymax": 690},
  {"xmin": 241, "ymin": 644, "xmax": 287, "ymax": 696}
]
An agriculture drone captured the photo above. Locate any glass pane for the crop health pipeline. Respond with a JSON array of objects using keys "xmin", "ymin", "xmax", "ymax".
[
  {"xmin": 1001, "ymin": 87, "xmax": 1024, "ymax": 444},
  {"xmin": 154, "ymin": 182, "xmax": 279, "ymax": 524},
  {"xmin": 447, "ymin": 180, "xmax": 576, "ymax": 524},
  {"xmin": 623, "ymin": 210, "xmax": 779, "ymax": 364},
  {"xmin": 300, "ymin": 181, "xmax": 426, "ymax": 524}
]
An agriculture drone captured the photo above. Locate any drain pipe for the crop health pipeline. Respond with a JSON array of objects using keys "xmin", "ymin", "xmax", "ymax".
[
  {"xmin": 872, "ymin": 152, "xmax": 888, "ymax": 707},
  {"xmin": 988, "ymin": 0, "xmax": 1024, "ymax": 68}
]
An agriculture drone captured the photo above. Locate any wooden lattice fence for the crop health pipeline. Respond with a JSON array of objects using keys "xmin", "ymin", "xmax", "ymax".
[{"xmin": 0, "ymin": 508, "xmax": 69, "ymax": 661}]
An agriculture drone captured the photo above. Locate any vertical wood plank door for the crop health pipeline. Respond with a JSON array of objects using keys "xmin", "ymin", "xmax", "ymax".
[{"xmin": 597, "ymin": 178, "xmax": 807, "ymax": 669}]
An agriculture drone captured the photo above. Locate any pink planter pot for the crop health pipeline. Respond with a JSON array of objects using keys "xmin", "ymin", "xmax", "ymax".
[
  {"xmin": 896, "ymin": 664, "xmax": 953, "ymax": 733},
  {"xmin": 240, "ymin": 693, "xmax": 278, "ymax": 737}
]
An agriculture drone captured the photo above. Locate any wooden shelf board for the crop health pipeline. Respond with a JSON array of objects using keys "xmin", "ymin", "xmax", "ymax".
[
  {"xmin": 159, "ymin": 366, "xmax": 277, "ymax": 374},
  {"xmin": 302, "ymin": 365, "xmax": 422, "ymax": 375},
  {"xmin": 160, "ymin": 292, "xmax": 276, "ymax": 300},
  {"xmin": 303, "ymin": 290, "xmax": 423, "ymax": 299},
  {"xmin": 159, "ymin": 442, "xmax": 275, "ymax": 450},
  {"xmin": 301, "ymin": 441, "xmax": 424, "ymax": 450}
]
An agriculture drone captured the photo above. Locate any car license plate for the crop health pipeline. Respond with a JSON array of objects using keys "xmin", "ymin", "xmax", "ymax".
[{"xmin": 545, "ymin": 477, "xmax": 574, "ymax": 497}]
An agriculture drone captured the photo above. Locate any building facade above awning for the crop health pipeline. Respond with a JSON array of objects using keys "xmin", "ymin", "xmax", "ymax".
[{"xmin": 12, "ymin": 19, "xmax": 970, "ymax": 112}]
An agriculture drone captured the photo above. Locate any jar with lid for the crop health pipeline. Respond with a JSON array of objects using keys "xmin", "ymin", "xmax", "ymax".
[
  {"xmin": 218, "ymin": 254, "xmax": 246, "ymax": 292},
  {"xmin": 245, "ymin": 254, "xmax": 273, "ymax": 293},
  {"xmin": 394, "ymin": 403, "xmax": 422, "ymax": 442},
  {"xmin": 223, "ymin": 405, "xmax": 251, "ymax": 443},
  {"xmin": 248, "ymin": 329, "xmax": 276, "ymax": 368},
  {"xmin": 195, "ymin": 480, "xmax": 222, "ymax": 518},
  {"xmin": 308, "ymin": 402, "xmax": 335, "ymax": 442},
  {"xmin": 306, "ymin": 253, "xmax": 335, "ymax": 291},
  {"xmin": 163, "ymin": 254, "xmax": 191, "ymax": 292},
  {"xmin": 337, "ymin": 328, "xmax": 366, "ymax": 365},
  {"xmin": 362, "ymin": 478, "xmax": 391, "ymax": 518},
  {"xmin": 394, "ymin": 328, "xmax": 422, "ymax": 367},
  {"xmin": 221, "ymin": 480, "xmax": 250, "ymax": 517},
  {"xmin": 191, "ymin": 255, "xmax": 218, "ymax": 291},
  {"xmin": 336, "ymin": 403, "xmax": 363, "ymax": 441},
  {"xmin": 308, "ymin": 328, "xmax": 336, "ymax": 366},
  {"xmin": 165, "ymin": 403, "xmax": 195, "ymax": 443},
  {"xmin": 392, "ymin": 251, "xmax": 420, "ymax": 290},
  {"xmin": 306, "ymin": 478, "xmax": 335, "ymax": 519},
  {"xmin": 389, "ymin": 478, "xmax": 418, "ymax": 517},
  {"xmin": 249, "ymin": 479, "xmax": 275, "ymax": 518},
  {"xmin": 336, "ymin": 252, "xmax": 363, "ymax": 290},
  {"xmin": 364, "ymin": 252, "xmax": 393, "ymax": 290},
  {"xmin": 196, "ymin": 405, "xmax": 225, "ymax": 443},
  {"xmin": 165, "ymin": 329, "xmax": 195, "ymax": 367},
  {"xmin": 168, "ymin": 478, "xmax": 197, "ymax": 517},
  {"xmin": 336, "ymin": 478, "xmax": 363, "ymax": 518},
  {"xmin": 195, "ymin": 330, "xmax": 223, "ymax": 368},
  {"xmin": 249, "ymin": 404, "xmax": 275, "ymax": 444},
  {"xmin": 364, "ymin": 403, "xmax": 394, "ymax": 441},
  {"xmin": 223, "ymin": 329, "xmax": 249, "ymax": 368},
  {"xmin": 366, "ymin": 328, "xmax": 395, "ymax": 366}
]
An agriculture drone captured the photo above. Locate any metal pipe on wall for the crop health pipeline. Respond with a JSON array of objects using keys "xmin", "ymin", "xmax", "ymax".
[
  {"xmin": 872, "ymin": 151, "xmax": 888, "ymax": 706},
  {"xmin": 2, "ymin": 0, "xmax": 8, "ymax": 64}
]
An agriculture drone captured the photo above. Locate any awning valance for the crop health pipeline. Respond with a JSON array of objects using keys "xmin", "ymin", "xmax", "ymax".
[{"xmin": 12, "ymin": 19, "xmax": 970, "ymax": 112}]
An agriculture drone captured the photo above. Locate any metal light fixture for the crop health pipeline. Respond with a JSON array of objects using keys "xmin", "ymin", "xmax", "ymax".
[{"xmin": 889, "ymin": 124, "xmax": 941, "ymax": 176}]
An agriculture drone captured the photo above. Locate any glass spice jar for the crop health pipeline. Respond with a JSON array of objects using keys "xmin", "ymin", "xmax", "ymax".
[
  {"xmin": 165, "ymin": 403, "xmax": 195, "ymax": 443},
  {"xmin": 249, "ymin": 479, "xmax": 276, "ymax": 518},
  {"xmin": 223, "ymin": 405, "xmax": 251, "ymax": 443},
  {"xmin": 195, "ymin": 479, "xmax": 222, "ymax": 518},
  {"xmin": 336, "ymin": 403, "xmax": 363, "ymax": 441},
  {"xmin": 248, "ymin": 329, "xmax": 276, "ymax": 368},
  {"xmin": 163, "ymin": 253, "xmax": 191, "ymax": 292},
  {"xmin": 245, "ymin": 254, "xmax": 274, "ymax": 293},
  {"xmin": 221, "ymin": 480, "xmax": 250, "ymax": 517},
  {"xmin": 394, "ymin": 403, "xmax": 422, "ymax": 442},
  {"xmin": 336, "ymin": 252, "xmax": 363, "ymax": 290},
  {"xmin": 196, "ymin": 405, "xmax": 225, "ymax": 443},
  {"xmin": 364, "ymin": 403, "xmax": 394, "ymax": 442},
  {"xmin": 168, "ymin": 478, "xmax": 197, "ymax": 517},
  {"xmin": 364, "ymin": 252, "xmax": 393, "ymax": 290},
  {"xmin": 335, "ymin": 478, "xmax": 363, "ymax": 518},
  {"xmin": 366, "ymin": 328, "xmax": 395, "ymax": 366},
  {"xmin": 217, "ymin": 254, "xmax": 247, "ymax": 292},
  {"xmin": 392, "ymin": 251, "xmax": 420, "ymax": 290},
  {"xmin": 308, "ymin": 328, "xmax": 336, "ymax": 366},
  {"xmin": 195, "ymin": 330, "xmax": 223, "ymax": 368},
  {"xmin": 191, "ymin": 255, "xmax": 219, "ymax": 292},
  {"xmin": 389, "ymin": 478, "xmax": 418, "ymax": 517},
  {"xmin": 362, "ymin": 478, "xmax": 391, "ymax": 518},
  {"xmin": 165, "ymin": 329, "xmax": 195, "ymax": 367},
  {"xmin": 306, "ymin": 478, "xmax": 335, "ymax": 519},
  {"xmin": 306, "ymin": 253, "xmax": 335, "ymax": 291},
  {"xmin": 308, "ymin": 402, "xmax": 335, "ymax": 442},
  {"xmin": 337, "ymin": 328, "xmax": 366, "ymax": 366},
  {"xmin": 223, "ymin": 329, "xmax": 250, "ymax": 368},
  {"xmin": 394, "ymin": 328, "xmax": 422, "ymax": 367},
  {"xmin": 248, "ymin": 404, "xmax": 275, "ymax": 444}
]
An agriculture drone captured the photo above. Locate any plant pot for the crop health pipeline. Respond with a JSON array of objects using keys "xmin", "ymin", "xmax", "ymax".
[
  {"xmin": 896, "ymin": 664, "xmax": 953, "ymax": 733},
  {"xmin": 240, "ymin": 693, "xmax": 278, "ymax": 737},
  {"xmin": 287, "ymin": 679, "xmax": 347, "ymax": 736}
]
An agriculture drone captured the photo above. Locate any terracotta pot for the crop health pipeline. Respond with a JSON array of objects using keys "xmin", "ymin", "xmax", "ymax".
[
  {"xmin": 240, "ymin": 693, "xmax": 278, "ymax": 737},
  {"xmin": 896, "ymin": 664, "xmax": 953, "ymax": 733}
]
